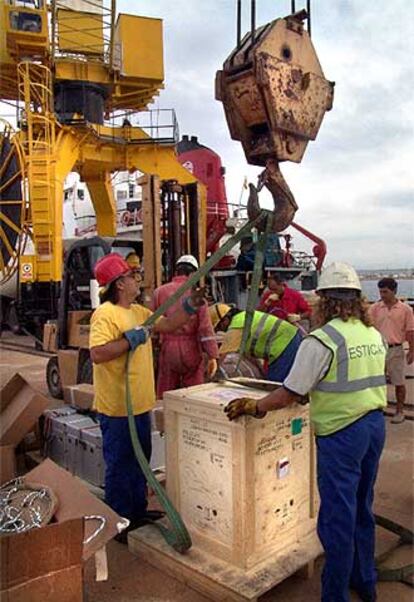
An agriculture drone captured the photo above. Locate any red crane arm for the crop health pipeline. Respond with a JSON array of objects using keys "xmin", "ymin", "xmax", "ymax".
[{"xmin": 290, "ymin": 222, "xmax": 327, "ymax": 272}]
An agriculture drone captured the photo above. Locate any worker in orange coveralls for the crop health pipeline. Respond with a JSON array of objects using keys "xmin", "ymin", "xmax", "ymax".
[{"xmin": 151, "ymin": 255, "xmax": 219, "ymax": 398}]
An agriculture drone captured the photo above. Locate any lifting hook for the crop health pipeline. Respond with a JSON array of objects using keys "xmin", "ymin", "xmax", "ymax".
[{"xmin": 247, "ymin": 159, "xmax": 298, "ymax": 232}]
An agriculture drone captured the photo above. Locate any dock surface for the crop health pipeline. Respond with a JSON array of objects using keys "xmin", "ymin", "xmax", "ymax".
[{"xmin": 1, "ymin": 333, "xmax": 412, "ymax": 601}]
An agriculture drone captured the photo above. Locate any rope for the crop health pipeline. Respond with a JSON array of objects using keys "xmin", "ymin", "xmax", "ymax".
[{"xmin": 374, "ymin": 513, "xmax": 414, "ymax": 585}]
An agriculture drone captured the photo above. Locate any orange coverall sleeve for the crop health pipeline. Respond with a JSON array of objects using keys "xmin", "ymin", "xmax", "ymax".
[{"xmin": 198, "ymin": 303, "xmax": 219, "ymax": 359}]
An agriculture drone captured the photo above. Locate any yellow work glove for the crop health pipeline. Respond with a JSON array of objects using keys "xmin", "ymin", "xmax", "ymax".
[
  {"xmin": 287, "ymin": 313, "xmax": 301, "ymax": 323},
  {"xmin": 207, "ymin": 358, "xmax": 218, "ymax": 379},
  {"xmin": 224, "ymin": 397, "xmax": 266, "ymax": 421}
]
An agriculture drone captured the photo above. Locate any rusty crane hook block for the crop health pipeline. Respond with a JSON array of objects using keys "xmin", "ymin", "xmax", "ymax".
[
  {"xmin": 247, "ymin": 159, "xmax": 298, "ymax": 232},
  {"xmin": 216, "ymin": 9, "xmax": 334, "ymax": 233}
]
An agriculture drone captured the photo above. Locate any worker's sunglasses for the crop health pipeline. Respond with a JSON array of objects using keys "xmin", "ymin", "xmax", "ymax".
[{"xmin": 123, "ymin": 269, "xmax": 143, "ymax": 284}]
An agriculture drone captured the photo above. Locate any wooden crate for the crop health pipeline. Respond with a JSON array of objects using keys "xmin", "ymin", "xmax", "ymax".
[{"xmin": 163, "ymin": 382, "xmax": 319, "ymax": 571}]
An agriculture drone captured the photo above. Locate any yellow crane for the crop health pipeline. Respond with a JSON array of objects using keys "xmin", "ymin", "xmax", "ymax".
[{"xmin": 0, "ymin": 0, "xmax": 206, "ymax": 340}]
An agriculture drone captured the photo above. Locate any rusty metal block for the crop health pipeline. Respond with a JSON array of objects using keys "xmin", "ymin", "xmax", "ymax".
[{"xmin": 216, "ymin": 14, "xmax": 334, "ymax": 166}]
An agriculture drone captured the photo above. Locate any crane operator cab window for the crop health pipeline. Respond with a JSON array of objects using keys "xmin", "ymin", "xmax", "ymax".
[
  {"xmin": 8, "ymin": 0, "xmax": 43, "ymax": 33},
  {"xmin": 67, "ymin": 247, "xmax": 94, "ymax": 310},
  {"xmin": 66, "ymin": 245, "xmax": 106, "ymax": 311}
]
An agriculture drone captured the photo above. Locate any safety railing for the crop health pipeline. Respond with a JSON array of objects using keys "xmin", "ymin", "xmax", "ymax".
[
  {"xmin": 103, "ymin": 108, "xmax": 180, "ymax": 145},
  {"xmin": 50, "ymin": 0, "xmax": 115, "ymax": 66}
]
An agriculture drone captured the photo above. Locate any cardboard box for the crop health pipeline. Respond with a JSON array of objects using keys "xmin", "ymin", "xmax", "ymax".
[
  {"xmin": 67, "ymin": 310, "xmax": 91, "ymax": 349},
  {"xmin": 0, "ymin": 518, "xmax": 83, "ymax": 602},
  {"xmin": 18, "ymin": 424, "xmax": 42, "ymax": 453},
  {"xmin": 164, "ymin": 382, "xmax": 319, "ymax": 570},
  {"xmin": 58, "ymin": 350, "xmax": 80, "ymax": 388},
  {"xmin": 43, "ymin": 321, "xmax": 58, "ymax": 352},
  {"xmin": 0, "ymin": 374, "xmax": 50, "ymax": 447},
  {"xmin": 25, "ymin": 459, "xmax": 127, "ymax": 560},
  {"xmin": 65, "ymin": 383, "xmax": 95, "ymax": 411},
  {"xmin": 0, "ymin": 445, "xmax": 16, "ymax": 485}
]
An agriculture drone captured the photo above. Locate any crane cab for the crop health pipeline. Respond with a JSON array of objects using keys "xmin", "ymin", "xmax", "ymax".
[{"xmin": 1, "ymin": 0, "xmax": 48, "ymax": 60}]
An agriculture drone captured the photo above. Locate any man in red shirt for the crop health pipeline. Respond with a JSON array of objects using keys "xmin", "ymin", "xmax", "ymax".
[
  {"xmin": 369, "ymin": 277, "xmax": 414, "ymax": 423},
  {"xmin": 257, "ymin": 273, "xmax": 311, "ymax": 325},
  {"xmin": 151, "ymin": 255, "xmax": 219, "ymax": 398}
]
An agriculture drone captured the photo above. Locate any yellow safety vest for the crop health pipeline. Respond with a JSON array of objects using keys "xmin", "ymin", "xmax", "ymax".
[
  {"xmin": 230, "ymin": 311, "xmax": 297, "ymax": 364},
  {"xmin": 309, "ymin": 317, "xmax": 387, "ymax": 436}
]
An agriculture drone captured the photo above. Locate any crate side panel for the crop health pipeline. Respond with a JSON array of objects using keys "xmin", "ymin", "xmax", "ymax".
[
  {"xmin": 252, "ymin": 406, "xmax": 311, "ymax": 554},
  {"xmin": 177, "ymin": 413, "xmax": 233, "ymax": 545}
]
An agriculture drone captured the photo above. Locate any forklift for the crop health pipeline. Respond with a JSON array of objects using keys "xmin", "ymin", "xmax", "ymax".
[
  {"xmin": 44, "ymin": 236, "xmax": 142, "ymax": 398},
  {"xmin": 42, "ymin": 175, "xmax": 204, "ymax": 399}
]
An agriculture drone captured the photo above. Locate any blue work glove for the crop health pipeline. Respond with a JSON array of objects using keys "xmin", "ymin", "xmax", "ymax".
[{"xmin": 124, "ymin": 326, "xmax": 151, "ymax": 351}]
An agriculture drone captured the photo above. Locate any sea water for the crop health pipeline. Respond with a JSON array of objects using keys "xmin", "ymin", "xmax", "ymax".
[{"xmin": 361, "ymin": 279, "xmax": 414, "ymax": 302}]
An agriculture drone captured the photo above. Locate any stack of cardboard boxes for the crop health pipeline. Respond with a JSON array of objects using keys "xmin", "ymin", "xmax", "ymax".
[{"xmin": 0, "ymin": 373, "xmax": 49, "ymax": 485}]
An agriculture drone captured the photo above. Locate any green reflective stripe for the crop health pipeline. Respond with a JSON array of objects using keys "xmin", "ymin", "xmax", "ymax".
[
  {"xmin": 321, "ymin": 323, "xmax": 348, "ymax": 383},
  {"xmin": 315, "ymin": 374, "xmax": 386, "ymax": 392},
  {"xmin": 264, "ymin": 319, "xmax": 282, "ymax": 357},
  {"xmin": 250, "ymin": 314, "xmax": 268, "ymax": 354},
  {"xmin": 231, "ymin": 311, "xmax": 296, "ymax": 362}
]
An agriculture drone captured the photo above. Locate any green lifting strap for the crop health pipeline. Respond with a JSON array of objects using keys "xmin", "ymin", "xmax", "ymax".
[
  {"xmin": 374, "ymin": 513, "xmax": 414, "ymax": 586},
  {"xmin": 124, "ymin": 211, "xmax": 268, "ymax": 553},
  {"xmin": 125, "ymin": 352, "xmax": 192, "ymax": 553},
  {"xmin": 143, "ymin": 212, "xmax": 266, "ymax": 329},
  {"xmin": 237, "ymin": 213, "xmax": 273, "ymax": 368}
]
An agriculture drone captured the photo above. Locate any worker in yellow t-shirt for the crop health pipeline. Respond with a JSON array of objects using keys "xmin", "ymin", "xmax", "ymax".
[{"xmin": 90, "ymin": 253, "xmax": 204, "ymax": 539}]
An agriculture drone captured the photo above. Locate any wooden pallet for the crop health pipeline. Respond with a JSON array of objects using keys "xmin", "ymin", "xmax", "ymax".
[{"xmin": 128, "ymin": 526, "xmax": 322, "ymax": 602}]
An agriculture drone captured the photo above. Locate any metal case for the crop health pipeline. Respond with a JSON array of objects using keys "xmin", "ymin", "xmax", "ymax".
[
  {"xmin": 45, "ymin": 409, "xmax": 165, "ymax": 487},
  {"xmin": 65, "ymin": 416, "xmax": 99, "ymax": 478},
  {"xmin": 79, "ymin": 426, "xmax": 104, "ymax": 488},
  {"xmin": 44, "ymin": 407, "xmax": 77, "ymax": 469}
]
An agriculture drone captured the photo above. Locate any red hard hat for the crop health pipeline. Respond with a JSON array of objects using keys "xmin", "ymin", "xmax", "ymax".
[{"xmin": 94, "ymin": 253, "xmax": 130, "ymax": 287}]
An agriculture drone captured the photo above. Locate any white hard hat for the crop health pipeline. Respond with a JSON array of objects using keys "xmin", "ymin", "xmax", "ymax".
[
  {"xmin": 317, "ymin": 262, "xmax": 361, "ymax": 295},
  {"xmin": 176, "ymin": 254, "xmax": 199, "ymax": 270}
]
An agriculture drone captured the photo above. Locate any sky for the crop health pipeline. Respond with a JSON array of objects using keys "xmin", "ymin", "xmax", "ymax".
[{"xmin": 119, "ymin": 0, "xmax": 414, "ymax": 269}]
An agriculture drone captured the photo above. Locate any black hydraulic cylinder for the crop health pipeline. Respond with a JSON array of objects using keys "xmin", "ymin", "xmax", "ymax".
[{"xmin": 54, "ymin": 81, "xmax": 107, "ymax": 124}]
